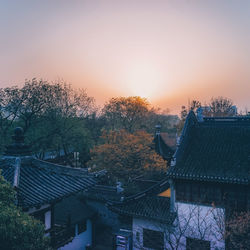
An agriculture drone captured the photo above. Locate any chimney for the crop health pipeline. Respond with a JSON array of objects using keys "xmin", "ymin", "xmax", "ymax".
[
  {"xmin": 196, "ymin": 107, "xmax": 204, "ymax": 122},
  {"xmin": 231, "ymin": 105, "xmax": 237, "ymax": 116}
]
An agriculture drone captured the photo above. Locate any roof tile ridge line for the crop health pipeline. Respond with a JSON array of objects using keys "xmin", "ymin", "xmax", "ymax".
[
  {"xmin": 13, "ymin": 157, "xmax": 21, "ymax": 188},
  {"xmin": 121, "ymin": 178, "xmax": 169, "ymax": 203},
  {"xmin": 33, "ymin": 158, "xmax": 87, "ymax": 172},
  {"xmin": 107, "ymin": 178, "xmax": 169, "ymax": 206},
  {"xmin": 172, "ymin": 111, "xmax": 197, "ymax": 165}
]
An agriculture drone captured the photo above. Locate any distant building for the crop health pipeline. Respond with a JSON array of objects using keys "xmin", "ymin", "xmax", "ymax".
[{"xmin": 0, "ymin": 127, "xmax": 97, "ymax": 249}]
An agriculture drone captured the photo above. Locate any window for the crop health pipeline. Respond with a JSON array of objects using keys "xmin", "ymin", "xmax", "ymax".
[
  {"xmin": 143, "ymin": 229, "xmax": 164, "ymax": 250},
  {"xmin": 186, "ymin": 237, "xmax": 210, "ymax": 250},
  {"xmin": 45, "ymin": 210, "xmax": 51, "ymax": 230}
]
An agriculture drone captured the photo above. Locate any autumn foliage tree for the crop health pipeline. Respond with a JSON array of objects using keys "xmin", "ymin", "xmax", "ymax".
[
  {"xmin": 88, "ymin": 129, "xmax": 166, "ymax": 184},
  {"xmin": 102, "ymin": 96, "xmax": 178, "ymax": 135},
  {"xmin": 102, "ymin": 96, "xmax": 150, "ymax": 133}
]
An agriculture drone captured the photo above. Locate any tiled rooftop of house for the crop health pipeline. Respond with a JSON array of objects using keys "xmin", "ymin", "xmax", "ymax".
[
  {"xmin": 82, "ymin": 184, "xmax": 122, "ymax": 202},
  {"xmin": 110, "ymin": 178, "xmax": 175, "ymax": 223},
  {"xmin": 54, "ymin": 195, "xmax": 95, "ymax": 226},
  {"xmin": 0, "ymin": 127, "xmax": 97, "ymax": 209},
  {"xmin": 0, "ymin": 157, "xmax": 97, "ymax": 208},
  {"xmin": 167, "ymin": 111, "xmax": 250, "ymax": 185},
  {"xmin": 154, "ymin": 128, "xmax": 175, "ymax": 161},
  {"xmin": 110, "ymin": 195, "xmax": 175, "ymax": 223}
]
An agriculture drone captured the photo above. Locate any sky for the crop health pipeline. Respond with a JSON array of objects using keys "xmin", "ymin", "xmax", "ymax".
[{"xmin": 0, "ymin": 0, "xmax": 250, "ymax": 114}]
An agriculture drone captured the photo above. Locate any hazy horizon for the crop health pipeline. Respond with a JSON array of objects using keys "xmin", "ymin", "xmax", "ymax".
[{"xmin": 1, "ymin": 0, "xmax": 250, "ymax": 114}]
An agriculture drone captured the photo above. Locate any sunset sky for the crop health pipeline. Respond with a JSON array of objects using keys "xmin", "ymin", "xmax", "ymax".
[{"xmin": 0, "ymin": 0, "xmax": 250, "ymax": 113}]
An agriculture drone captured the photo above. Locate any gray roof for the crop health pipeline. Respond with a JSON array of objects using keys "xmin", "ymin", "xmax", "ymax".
[
  {"xmin": 0, "ymin": 156, "xmax": 96, "ymax": 209},
  {"xmin": 82, "ymin": 184, "xmax": 122, "ymax": 202},
  {"xmin": 110, "ymin": 195, "xmax": 175, "ymax": 224},
  {"xmin": 110, "ymin": 179, "xmax": 174, "ymax": 223},
  {"xmin": 154, "ymin": 133, "xmax": 175, "ymax": 160},
  {"xmin": 167, "ymin": 111, "xmax": 250, "ymax": 185},
  {"xmin": 54, "ymin": 195, "xmax": 95, "ymax": 226}
]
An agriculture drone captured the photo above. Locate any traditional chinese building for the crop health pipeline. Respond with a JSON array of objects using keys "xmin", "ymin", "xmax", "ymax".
[
  {"xmin": 166, "ymin": 111, "xmax": 250, "ymax": 249},
  {"xmin": 154, "ymin": 124, "xmax": 176, "ymax": 166},
  {"xmin": 110, "ymin": 179, "xmax": 175, "ymax": 249},
  {"xmin": 0, "ymin": 127, "xmax": 97, "ymax": 249}
]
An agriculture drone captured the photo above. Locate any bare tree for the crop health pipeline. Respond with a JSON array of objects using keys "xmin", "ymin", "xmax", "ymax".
[
  {"xmin": 132, "ymin": 203, "xmax": 225, "ymax": 250},
  {"xmin": 209, "ymin": 97, "xmax": 235, "ymax": 117},
  {"xmin": 226, "ymin": 211, "xmax": 250, "ymax": 250}
]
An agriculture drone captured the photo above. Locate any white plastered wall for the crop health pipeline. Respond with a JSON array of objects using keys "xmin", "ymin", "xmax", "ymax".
[
  {"xmin": 174, "ymin": 202, "xmax": 225, "ymax": 250},
  {"xmin": 133, "ymin": 217, "xmax": 170, "ymax": 250}
]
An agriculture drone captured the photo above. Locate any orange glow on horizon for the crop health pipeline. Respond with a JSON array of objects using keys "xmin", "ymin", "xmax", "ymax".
[{"xmin": 1, "ymin": 1, "xmax": 250, "ymax": 114}]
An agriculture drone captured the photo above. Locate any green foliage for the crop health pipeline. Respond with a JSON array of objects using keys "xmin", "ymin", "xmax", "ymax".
[
  {"xmin": 0, "ymin": 173, "xmax": 15, "ymax": 205},
  {"xmin": 0, "ymin": 79, "xmax": 96, "ymax": 166},
  {"xmin": 0, "ymin": 174, "xmax": 49, "ymax": 250}
]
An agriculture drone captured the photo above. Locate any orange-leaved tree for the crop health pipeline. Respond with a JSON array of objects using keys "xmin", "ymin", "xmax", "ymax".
[{"xmin": 88, "ymin": 129, "xmax": 166, "ymax": 183}]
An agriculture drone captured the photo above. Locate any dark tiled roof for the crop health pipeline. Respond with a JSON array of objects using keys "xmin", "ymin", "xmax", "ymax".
[
  {"xmin": 0, "ymin": 157, "xmax": 96, "ymax": 209},
  {"xmin": 110, "ymin": 196, "xmax": 175, "ymax": 224},
  {"xmin": 82, "ymin": 184, "xmax": 122, "ymax": 202},
  {"xmin": 167, "ymin": 112, "xmax": 250, "ymax": 185},
  {"xmin": 109, "ymin": 178, "xmax": 174, "ymax": 223},
  {"xmin": 54, "ymin": 195, "xmax": 95, "ymax": 226},
  {"xmin": 123, "ymin": 178, "xmax": 170, "ymax": 200},
  {"xmin": 154, "ymin": 133, "xmax": 175, "ymax": 160}
]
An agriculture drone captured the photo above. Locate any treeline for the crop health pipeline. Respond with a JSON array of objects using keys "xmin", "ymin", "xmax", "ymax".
[
  {"xmin": 0, "ymin": 79, "xmax": 178, "ymax": 170},
  {"xmin": 2, "ymin": 79, "xmax": 240, "ymax": 184},
  {"xmin": 177, "ymin": 97, "xmax": 237, "ymax": 132}
]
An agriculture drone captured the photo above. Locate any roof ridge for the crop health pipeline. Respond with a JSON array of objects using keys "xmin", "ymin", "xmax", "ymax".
[
  {"xmin": 171, "ymin": 111, "xmax": 197, "ymax": 167},
  {"xmin": 110, "ymin": 178, "xmax": 169, "ymax": 205},
  {"xmin": 32, "ymin": 159, "xmax": 90, "ymax": 178},
  {"xmin": 13, "ymin": 157, "xmax": 21, "ymax": 188}
]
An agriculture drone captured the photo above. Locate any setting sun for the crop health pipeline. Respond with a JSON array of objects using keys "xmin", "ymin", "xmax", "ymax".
[{"xmin": 123, "ymin": 62, "xmax": 165, "ymax": 99}]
